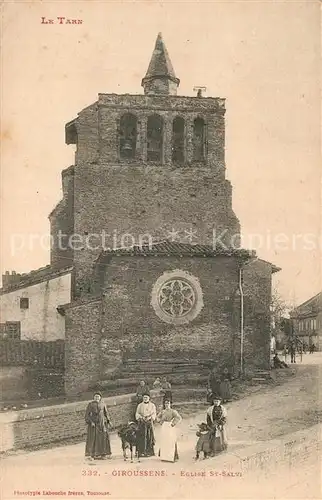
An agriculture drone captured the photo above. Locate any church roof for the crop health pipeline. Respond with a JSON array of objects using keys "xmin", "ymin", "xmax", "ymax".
[
  {"xmin": 97, "ymin": 241, "xmax": 255, "ymax": 261},
  {"xmin": 96, "ymin": 241, "xmax": 281, "ymax": 274},
  {"xmin": 142, "ymin": 33, "xmax": 179, "ymax": 84}
]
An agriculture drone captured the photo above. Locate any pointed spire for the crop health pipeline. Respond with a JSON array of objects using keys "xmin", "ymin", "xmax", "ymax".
[{"xmin": 142, "ymin": 33, "xmax": 180, "ymax": 95}]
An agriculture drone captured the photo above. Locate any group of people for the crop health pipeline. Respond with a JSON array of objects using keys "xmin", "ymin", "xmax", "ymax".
[
  {"xmin": 84, "ymin": 390, "xmax": 181, "ymax": 462},
  {"xmin": 281, "ymin": 341, "xmax": 316, "ymax": 364},
  {"xmin": 195, "ymin": 395, "xmax": 228, "ymax": 459},
  {"xmin": 136, "ymin": 377, "xmax": 173, "ymax": 406},
  {"xmin": 84, "ymin": 388, "xmax": 229, "ymax": 463}
]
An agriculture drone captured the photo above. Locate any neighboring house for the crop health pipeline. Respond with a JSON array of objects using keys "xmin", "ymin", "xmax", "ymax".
[
  {"xmin": 290, "ymin": 292, "xmax": 322, "ymax": 350},
  {"xmin": 0, "ymin": 267, "xmax": 72, "ymax": 341}
]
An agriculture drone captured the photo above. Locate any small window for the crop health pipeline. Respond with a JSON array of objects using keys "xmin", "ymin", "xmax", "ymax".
[
  {"xmin": 1, "ymin": 321, "xmax": 21, "ymax": 340},
  {"xmin": 193, "ymin": 117, "xmax": 206, "ymax": 162},
  {"xmin": 147, "ymin": 114, "xmax": 163, "ymax": 162},
  {"xmin": 20, "ymin": 297, "xmax": 29, "ymax": 309},
  {"xmin": 172, "ymin": 117, "xmax": 185, "ymax": 164},
  {"xmin": 119, "ymin": 113, "xmax": 137, "ymax": 159}
]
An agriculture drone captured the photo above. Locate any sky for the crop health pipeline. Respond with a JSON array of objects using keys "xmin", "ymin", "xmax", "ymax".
[{"xmin": 1, "ymin": 0, "xmax": 321, "ymax": 306}]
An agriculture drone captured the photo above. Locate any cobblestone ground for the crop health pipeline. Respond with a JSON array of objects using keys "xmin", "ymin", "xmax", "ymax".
[{"xmin": 1, "ymin": 353, "xmax": 321, "ymax": 500}]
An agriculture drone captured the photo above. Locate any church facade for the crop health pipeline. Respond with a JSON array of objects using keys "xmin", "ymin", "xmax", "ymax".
[{"xmin": 1, "ymin": 34, "xmax": 280, "ymax": 395}]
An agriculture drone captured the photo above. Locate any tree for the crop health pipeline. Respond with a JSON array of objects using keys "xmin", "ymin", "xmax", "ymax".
[
  {"xmin": 270, "ymin": 286, "xmax": 292, "ymax": 349},
  {"xmin": 270, "ymin": 286, "xmax": 288, "ymax": 328}
]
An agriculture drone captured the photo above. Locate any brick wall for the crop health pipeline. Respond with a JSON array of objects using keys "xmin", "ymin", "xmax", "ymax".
[
  {"xmin": 72, "ymin": 163, "xmax": 240, "ymax": 296},
  {"xmin": 0, "ymin": 367, "xmax": 29, "ymax": 401},
  {"xmin": 75, "ymin": 103, "xmax": 99, "ymax": 165},
  {"xmin": 99, "ymin": 255, "xmax": 239, "ymax": 367},
  {"xmin": 64, "ymin": 298, "xmax": 102, "ymax": 396},
  {"xmin": 59, "ymin": 92, "xmax": 240, "ymax": 296},
  {"xmin": 64, "ymin": 255, "xmax": 241, "ymax": 395},
  {"xmin": 49, "ymin": 166, "xmax": 75, "ymax": 270},
  {"xmin": 0, "ymin": 390, "xmax": 163, "ymax": 453},
  {"xmin": 242, "ymin": 260, "xmax": 273, "ymax": 372},
  {"xmin": 64, "ymin": 254, "xmax": 273, "ymax": 395},
  {"xmin": 57, "ymin": 91, "xmax": 273, "ymax": 391},
  {"xmin": 94, "ymin": 93, "xmax": 227, "ymax": 169}
]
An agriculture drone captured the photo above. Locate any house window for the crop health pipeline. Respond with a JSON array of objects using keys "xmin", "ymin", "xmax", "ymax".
[
  {"xmin": 119, "ymin": 113, "xmax": 137, "ymax": 159},
  {"xmin": 147, "ymin": 114, "xmax": 163, "ymax": 162},
  {"xmin": 0, "ymin": 321, "xmax": 21, "ymax": 340},
  {"xmin": 20, "ymin": 297, "xmax": 29, "ymax": 309},
  {"xmin": 172, "ymin": 117, "xmax": 185, "ymax": 164},
  {"xmin": 193, "ymin": 117, "xmax": 206, "ymax": 162}
]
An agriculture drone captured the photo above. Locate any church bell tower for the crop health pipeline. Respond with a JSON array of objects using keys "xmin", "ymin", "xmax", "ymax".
[{"xmin": 55, "ymin": 33, "xmax": 241, "ymax": 295}]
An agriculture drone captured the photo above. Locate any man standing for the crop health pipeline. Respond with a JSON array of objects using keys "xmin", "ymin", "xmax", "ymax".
[
  {"xmin": 289, "ymin": 343, "xmax": 296, "ymax": 363},
  {"xmin": 135, "ymin": 393, "xmax": 157, "ymax": 457}
]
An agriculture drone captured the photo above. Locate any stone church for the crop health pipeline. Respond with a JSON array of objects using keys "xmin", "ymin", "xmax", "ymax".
[{"xmin": 2, "ymin": 34, "xmax": 280, "ymax": 395}]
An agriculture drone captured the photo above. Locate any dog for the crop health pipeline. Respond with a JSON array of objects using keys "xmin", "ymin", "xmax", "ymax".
[{"xmin": 117, "ymin": 421, "xmax": 140, "ymax": 462}]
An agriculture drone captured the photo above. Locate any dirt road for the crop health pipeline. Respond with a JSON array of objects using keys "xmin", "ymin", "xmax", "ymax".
[{"xmin": 1, "ymin": 353, "xmax": 321, "ymax": 499}]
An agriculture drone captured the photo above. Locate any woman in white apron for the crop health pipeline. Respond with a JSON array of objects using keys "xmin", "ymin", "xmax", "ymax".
[{"xmin": 157, "ymin": 399, "xmax": 182, "ymax": 462}]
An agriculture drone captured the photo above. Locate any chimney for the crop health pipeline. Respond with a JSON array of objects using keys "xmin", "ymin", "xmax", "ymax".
[{"xmin": 2, "ymin": 271, "xmax": 22, "ymax": 288}]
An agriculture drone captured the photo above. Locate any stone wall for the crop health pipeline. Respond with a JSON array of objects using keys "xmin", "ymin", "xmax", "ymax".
[
  {"xmin": 100, "ymin": 255, "xmax": 239, "ymax": 367},
  {"xmin": 0, "ymin": 367, "xmax": 29, "ymax": 401},
  {"xmin": 72, "ymin": 163, "xmax": 240, "ymax": 296},
  {"xmin": 75, "ymin": 94, "xmax": 227, "ymax": 170},
  {"xmin": 64, "ymin": 298, "xmax": 102, "ymax": 396},
  {"xmin": 213, "ymin": 423, "xmax": 322, "ymax": 478},
  {"xmin": 242, "ymin": 260, "xmax": 273, "ymax": 372},
  {"xmin": 0, "ymin": 390, "xmax": 162, "ymax": 453},
  {"xmin": 61, "ymin": 92, "xmax": 240, "ymax": 297},
  {"xmin": 64, "ymin": 254, "xmax": 273, "ymax": 395},
  {"xmin": 49, "ymin": 166, "xmax": 75, "ymax": 270}
]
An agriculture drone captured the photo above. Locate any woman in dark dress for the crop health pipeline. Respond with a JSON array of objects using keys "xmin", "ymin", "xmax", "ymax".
[
  {"xmin": 85, "ymin": 392, "xmax": 112, "ymax": 461},
  {"xmin": 219, "ymin": 367, "xmax": 232, "ymax": 403},
  {"xmin": 207, "ymin": 368, "xmax": 221, "ymax": 403},
  {"xmin": 206, "ymin": 395, "xmax": 228, "ymax": 455}
]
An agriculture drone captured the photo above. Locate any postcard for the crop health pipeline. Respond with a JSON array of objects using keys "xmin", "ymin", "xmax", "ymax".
[{"xmin": 0, "ymin": 1, "xmax": 321, "ymax": 499}]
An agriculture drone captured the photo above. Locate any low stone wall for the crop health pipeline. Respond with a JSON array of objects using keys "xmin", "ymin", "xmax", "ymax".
[
  {"xmin": 0, "ymin": 366, "xmax": 64, "ymax": 402},
  {"xmin": 0, "ymin": 367, "xmax": 29, "ymax": 401},
  {"xmin": 0, "ymin": 390, "xmax": 163, "ymax": 453},
  {"xmin": 214, "ymin": 423, "xmax": 322, "ymax": 475}
]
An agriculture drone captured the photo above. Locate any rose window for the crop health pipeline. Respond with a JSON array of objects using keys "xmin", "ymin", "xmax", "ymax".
[
  {"xmin": 151, "ymin": 270, "xmax": 204, "ymax": 325},
  {"xmin": 158, "ymin": 279, "xmax": 195, "ymax": 317}
]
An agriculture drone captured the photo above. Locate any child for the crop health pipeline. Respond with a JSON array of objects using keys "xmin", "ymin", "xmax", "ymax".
[{"xmin": 195, "ymin": 423, "xmax": 211, "ymax": 460}]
